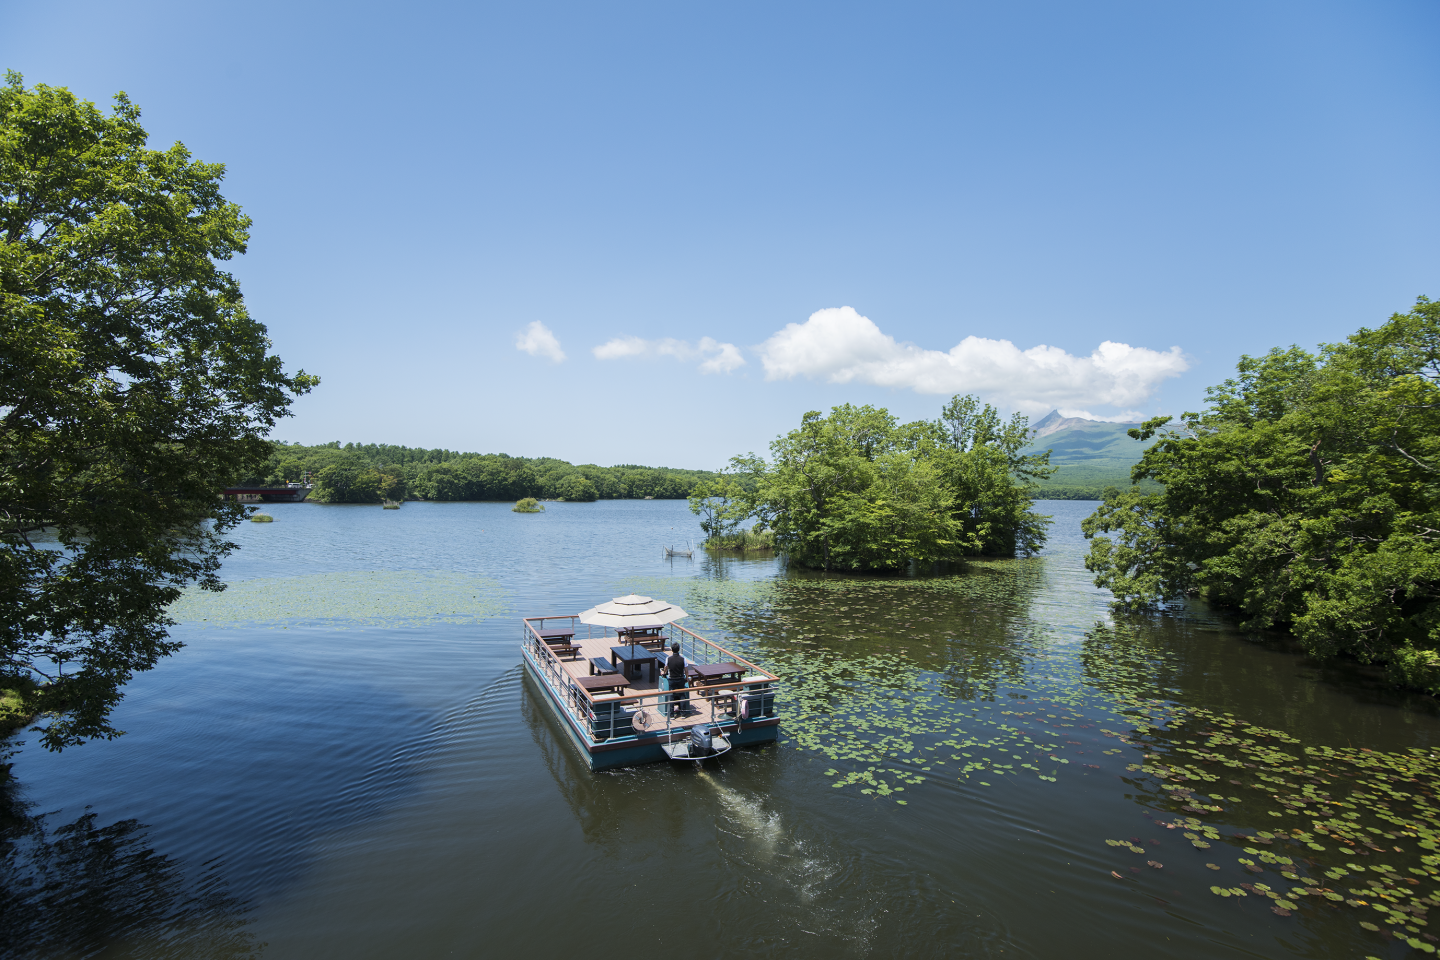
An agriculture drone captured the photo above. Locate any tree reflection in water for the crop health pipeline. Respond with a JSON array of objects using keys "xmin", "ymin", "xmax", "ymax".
[{"xmin": 0, "ymin": 785, "xmax": 259, "ymax": 960}]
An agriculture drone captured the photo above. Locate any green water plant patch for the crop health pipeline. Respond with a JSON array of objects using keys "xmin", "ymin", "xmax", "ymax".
[{"xmin": 167, "ymin": 571, "xmax": 509, "ymax": 627}]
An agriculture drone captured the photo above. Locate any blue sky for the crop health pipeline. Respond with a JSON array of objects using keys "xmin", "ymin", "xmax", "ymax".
[{"xmin": 5, "ymin": 1, "xmax": 1437, "ymax": 467}]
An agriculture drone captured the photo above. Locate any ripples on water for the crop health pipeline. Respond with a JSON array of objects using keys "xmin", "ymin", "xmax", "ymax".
[{"xmin": 5, "ymin": 500, "xmax": 1439, "ymax": 958}]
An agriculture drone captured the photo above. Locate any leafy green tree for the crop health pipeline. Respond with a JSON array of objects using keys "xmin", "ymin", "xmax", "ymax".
[
  {"xmin": 415, "ymin": 462, "xmax": 467, "ymax": 501},
  {"xmin": 247, "ymin": 444, "xmax": 708, "ymax": 501},
  {"xmin": 1083, "ymin": 298, "xmax": 1440, "ymax": 691},
  {"xmin": 934, "ymin": 395, "xmax": 1055, "ymax": 556},
  {"xmin": 557, "ymin": 474, "xmax": 599, "ymax": 502},
  {"xmin": 732, "ymin": 399, "xmax": 1046, "ymax": 572},
  {"xmin": 378, "ymin": 472, "xmax": 406, "ymax": 502},
  {"xmin": 0, "ymin": 75, "xmax": 316, "ymax": 748},
  {"xmin": 687, "ymin": 470, "xmax": 749, "ymax": 544},
  {"xmin": 311, "ymin": 464, "xmax": 382, "ymax": 503}
]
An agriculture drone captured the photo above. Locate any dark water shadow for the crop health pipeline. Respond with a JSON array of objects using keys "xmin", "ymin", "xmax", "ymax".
[
  {"xmin": 1096, "ymin": 610, "xmax": 1440, "ymax": 749},
  {"xmin": 0, "ymin": 784, "xmax": 259, "ymax": 960},
  {"xmin": 2, "ymin": 625, "xmax": 478, "ymax": 917}
]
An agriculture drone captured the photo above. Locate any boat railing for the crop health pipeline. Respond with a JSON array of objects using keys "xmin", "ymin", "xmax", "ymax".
[
  {"xmin": 578, "ymin": 676, "xmax": 780, "ymax": 743},
  {"xmin": 521, "ymin": 616, "xmax": 778, "ymax": 746},
  {"xmin": 524, "ymin": 616, "xmax": 771, "ymax": 678}
]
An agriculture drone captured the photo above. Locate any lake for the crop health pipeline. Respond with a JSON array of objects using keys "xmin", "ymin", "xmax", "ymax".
[{"xmin": 5, "ymin": 499, "xmax": 1439, "ymax": 959}]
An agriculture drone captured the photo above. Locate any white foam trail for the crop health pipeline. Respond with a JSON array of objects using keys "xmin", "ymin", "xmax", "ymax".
[
  {"xmin": 695, "ymin": 769, "xmax": 783, "ymax": 857},
  {"xmin": 694, "ymin": 771, "xmax": 872, "ymax": 947}
]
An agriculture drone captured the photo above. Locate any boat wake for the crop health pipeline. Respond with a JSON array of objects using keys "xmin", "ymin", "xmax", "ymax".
[
  {"xmin": 695, "ymin": 769, "xmax": 784, "ymax": 856},
  {"xmin": 694, "ymin": 770, "xmax": 878, "ymax": 953}
]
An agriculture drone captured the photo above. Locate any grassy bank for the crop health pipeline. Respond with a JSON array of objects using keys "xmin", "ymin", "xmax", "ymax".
[
  {"xmin": 1, "ymin": 680, "xmax": 36, "ymax": 739},
  {"xmin": 705, "ymin": 528, "xmax": 777, "ymax": 552}
]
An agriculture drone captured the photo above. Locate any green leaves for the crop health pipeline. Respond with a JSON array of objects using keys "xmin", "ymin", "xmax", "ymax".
[
  {"xmin": 688, "ymin": 470, "xmax": 750, "ymax": 543},
  {"xmin": 721, "ymin": 398, "xmax": 1052, "ymax": 573},
  {"xmin": 0, "ymin": 75, "xmax": 315, "ymax": 748},
  {"xmin": 1082, "ymin": 298, "xmax": 1440, "ymax": 691}
]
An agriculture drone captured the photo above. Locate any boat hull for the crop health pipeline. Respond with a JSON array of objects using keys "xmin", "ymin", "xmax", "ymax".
[{"xmin": 521, "ymin": 652, "xmax": 779, "ymax": 771}]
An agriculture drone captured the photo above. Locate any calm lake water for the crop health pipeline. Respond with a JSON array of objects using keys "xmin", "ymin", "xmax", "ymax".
[{"xmin": 5, "ymin": 500, "xmax": 1439, "ymax": 959}]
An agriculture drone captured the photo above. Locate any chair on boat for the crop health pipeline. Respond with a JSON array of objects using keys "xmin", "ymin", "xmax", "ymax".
[
  {"xmin": 740, "ymin": 683, "xmax": 774, "ymax": 718},
  {"xmin": 589, "ymin": 694, "xmax": 635, "ymax": 741},
  {"xmin": 711, "ymin": 691, "xmax": 738, "ymax": 719}
]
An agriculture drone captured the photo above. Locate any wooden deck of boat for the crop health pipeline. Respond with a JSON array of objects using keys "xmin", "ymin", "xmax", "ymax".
[{"xmin": 558, "ymin": 631, "xmax": 738, "ymax": 732}]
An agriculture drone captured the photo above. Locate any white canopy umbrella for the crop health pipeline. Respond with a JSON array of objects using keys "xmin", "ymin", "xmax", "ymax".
[{"xmin": 577, "ymin": 593, "xmax": 688, "ymax": 630}]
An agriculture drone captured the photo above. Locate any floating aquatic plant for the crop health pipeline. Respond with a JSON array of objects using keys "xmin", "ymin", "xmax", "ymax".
[
  {"xmin": 620, "ymin": 570, "xmax": 1440, "ymax": 948},
  {"xmin": 167, "ymin": 570, "xmax": 509, "ymax": 627}
]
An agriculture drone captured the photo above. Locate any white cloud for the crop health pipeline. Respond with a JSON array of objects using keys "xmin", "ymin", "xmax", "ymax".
[
  {"xmin": 759, "ymin": 306, "xmax": 1188, "ymax": 412},
  {"xmin": 515, "ymin": 321, "xmax": 566, "ymax": 363},
  {"xmin": 696, "ymin": 337, "xmax": 746, "ymax": 374},
  {"xmin": 1056, "ymin": 408, "xmax": 1145, "ymax": 422},
  {"xmin": 591, "ymin": 335, "xmax": 746, "ymax": 374}
]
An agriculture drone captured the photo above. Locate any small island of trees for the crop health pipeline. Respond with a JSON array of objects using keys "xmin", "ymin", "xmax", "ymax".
[
  {"xmin": 691, "ymin": 395, "xmax": 1054, "ymax": 572},
  {"xmin": 512, "ymin": 498, "xmax": 544, "ymax": 513}
]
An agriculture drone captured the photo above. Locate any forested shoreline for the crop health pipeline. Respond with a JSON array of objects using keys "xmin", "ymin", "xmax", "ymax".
[{"xmin": 244, "ymin": 442, "xmax": 717, "ymax": 503}]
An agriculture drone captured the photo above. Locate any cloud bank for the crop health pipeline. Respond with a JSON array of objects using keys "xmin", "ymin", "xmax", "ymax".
[
  {"xmin": 515, "ymin": 321, "xmax": 565, "ymax": 363},
  {"xmin": 592, "ymin": 336, "xmax": 745, "ymax": 374},
  {"xmin": 759, "ymin": 307, "xmax": 1187, "ymax": 412}
]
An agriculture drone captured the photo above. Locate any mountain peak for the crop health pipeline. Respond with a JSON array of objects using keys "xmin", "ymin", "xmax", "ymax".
[
  {"xmin": 1029, "ymin": 410, "xmax": 1145, "ymax": 440},
  {"xmin": 1031, "ymin": 409, "xmax": 1065, "ymax": 432}
]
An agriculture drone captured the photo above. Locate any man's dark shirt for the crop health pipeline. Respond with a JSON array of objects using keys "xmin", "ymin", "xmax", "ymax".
[{"xmin": 666, "ymin": 653, "xmax": 685, "ymax": 681}]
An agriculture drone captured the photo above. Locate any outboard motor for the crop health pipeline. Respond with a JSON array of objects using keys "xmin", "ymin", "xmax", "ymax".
[{"xmin": 690, "ymin": 722, "xmax": 712, "ymax": 756}]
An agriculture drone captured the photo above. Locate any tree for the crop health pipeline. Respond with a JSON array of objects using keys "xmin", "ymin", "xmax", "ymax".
[
  {"xmin": 311, "ymin": 464, "xmax": 381, "ymax": 503},
  {"xmin": 934, "ymin": 395, "xmax": 1055, "ymax": 557},
  {"xmin": 728, "ymin": 398, "xmax": 1049, "ymax": 572},
  {"xmin": 687, "ymin": 470, "xmax": 748, "ymax": 544},
  {"xmin": 1083, "ymin": 298, "xmax": 1440, "ymax": 691},
  {"xmin": 557, "ymin": 474, "xmax": 599, "ymax": 502},
  {"xmin": 377, "ymin": 472, "xmax": 406, "ymax": 502},
  {"xmin": 0, "ymin": 75, "xmax": 317, "ymax": 749}
]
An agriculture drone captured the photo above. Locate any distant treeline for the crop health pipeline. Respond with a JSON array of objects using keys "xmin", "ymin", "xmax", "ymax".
[
  {"xmin": 1031, "ymin": 487, "xmax": 1106, "ymax": 501},
  {"xmin": 244, "ymin": 442, "xmax": 717, "ymax": 504},
  {"xmin": 1032, "ymin": 480, "xmax": 1165, "ymax": 502}
]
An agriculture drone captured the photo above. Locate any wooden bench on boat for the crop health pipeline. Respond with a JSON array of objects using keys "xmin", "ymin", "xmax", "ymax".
[
  {"xmin": 534, "ymin": 629, "xmax": 582, "ymax": 660},
  {"xmin": 617, "ymin": 626, "xmax": 667, "ymax": 651}
]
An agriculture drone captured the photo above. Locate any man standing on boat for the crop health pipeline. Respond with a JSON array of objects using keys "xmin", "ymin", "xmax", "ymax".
[{"xmin": 664, "ymin": 642, "xmax": 690, "ymax": 717}]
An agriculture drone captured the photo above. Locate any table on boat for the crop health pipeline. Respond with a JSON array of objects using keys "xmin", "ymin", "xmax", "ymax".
[
  {"xmin": 687, "ymin": 662, "xmax": 745, "ymax": 685},
  {"xmin": 610, "ymin": 645, "xmax": 659, "ymax": 683},
  {"xmin": 575, "ymin": 674, "xmax": 630, "ymax": 697},
  {"xmin": 534, "ymin": 628, "xmax": 575, "ymax": 643}
]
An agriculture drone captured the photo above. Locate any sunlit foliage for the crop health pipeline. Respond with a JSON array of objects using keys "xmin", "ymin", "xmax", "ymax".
[
  {"xmin": 706, "ymin": 396, "xmax": 1053, "ymax": 571},
  {"xmin": 0, "ymin": 75, "xmax": 315, "ymax": 748},
  {"xmin": 1084, "ymin": 298, "xmax": 1440, "ymax": 692}
]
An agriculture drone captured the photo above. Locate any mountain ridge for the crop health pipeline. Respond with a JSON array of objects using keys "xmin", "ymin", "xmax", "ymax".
[{"xmin": 1021, "ymin": 410, "xmax": 1157, "ymax": 499}]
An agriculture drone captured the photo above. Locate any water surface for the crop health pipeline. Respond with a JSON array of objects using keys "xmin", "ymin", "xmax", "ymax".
[{"xmin": 5, "ymin": 500, "xmax": 1437, "ymax": 959}]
